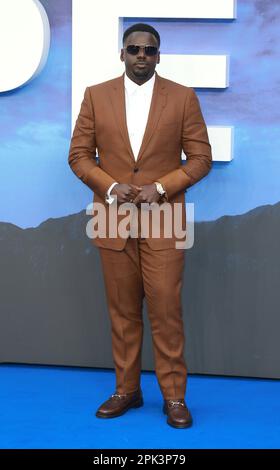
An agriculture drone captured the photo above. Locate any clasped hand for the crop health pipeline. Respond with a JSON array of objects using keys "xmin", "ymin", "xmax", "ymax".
[{"xmin": 111, "ymin": 183, "xmax": 161, "ymax": 207}]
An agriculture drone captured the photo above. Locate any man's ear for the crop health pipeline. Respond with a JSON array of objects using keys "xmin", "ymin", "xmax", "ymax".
[
  {"xmin": 157, "ymin": 51, "xmax": 160, "ymax": 64},
  {"xmin": 120, "ymin": 49, "xmax": 124, "ymax": 62}
]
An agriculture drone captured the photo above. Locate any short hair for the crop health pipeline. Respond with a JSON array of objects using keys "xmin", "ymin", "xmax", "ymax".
[{"xmin": 122, "ymin": 23, "xmax": 160, "ymax": 48}]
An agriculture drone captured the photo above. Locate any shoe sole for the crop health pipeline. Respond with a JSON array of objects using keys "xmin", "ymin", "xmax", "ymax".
[
  {"xmin": 166, "ymin": 419, "xmax": 193, "ymax": 429},
  {"xmin": 95, "ymin": 397, "xmax": 144, "ymax": 419},
  {"xmin": 163, "ymin": 405, "xmax": 193, "ymax": 428}
]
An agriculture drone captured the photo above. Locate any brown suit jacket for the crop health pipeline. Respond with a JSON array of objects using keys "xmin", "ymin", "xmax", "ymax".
[{"xmin": 68, "ymin": 70, "xmax": 212, "ymax": 250}]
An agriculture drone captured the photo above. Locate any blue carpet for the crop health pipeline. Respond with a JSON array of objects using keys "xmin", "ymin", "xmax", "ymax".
[{"xmin": 0, "ymin": 364, "xmax": 279, "ymax": 449}]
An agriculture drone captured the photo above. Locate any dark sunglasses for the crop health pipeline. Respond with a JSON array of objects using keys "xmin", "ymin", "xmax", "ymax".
[{"xmin": 124, "ymin": 44, "xmax": 159, "ymax": 56}]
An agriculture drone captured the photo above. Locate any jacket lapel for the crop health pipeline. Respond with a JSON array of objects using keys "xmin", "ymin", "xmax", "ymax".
[{"xmin": 109, "ymin": 70, "xmax": 168, "ymax": 164}]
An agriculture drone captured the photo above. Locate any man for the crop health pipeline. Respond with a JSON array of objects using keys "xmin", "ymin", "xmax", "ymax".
[{"xmin": 68, "ymin": 23, "xmax": 212, "ymax": 429}]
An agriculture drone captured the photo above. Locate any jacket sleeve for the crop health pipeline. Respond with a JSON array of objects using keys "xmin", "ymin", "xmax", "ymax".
[
  {"xmin": 68, "ymin": 86, "xmax": 116, "ymax": 200},
  {"xmin": 157, "ymin": 87, "xmax": 212, "ymax": 200}
]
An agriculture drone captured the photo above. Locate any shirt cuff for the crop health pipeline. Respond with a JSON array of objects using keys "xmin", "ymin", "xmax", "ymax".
[{"xmin": 105, "ymin": 182, "xmax": 118, "ymax": 204}]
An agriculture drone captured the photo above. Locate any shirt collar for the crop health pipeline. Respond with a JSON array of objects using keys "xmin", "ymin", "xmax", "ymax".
[{"xmin": 124, "ymin": 71, "xmax": 155, "ymax": 96}]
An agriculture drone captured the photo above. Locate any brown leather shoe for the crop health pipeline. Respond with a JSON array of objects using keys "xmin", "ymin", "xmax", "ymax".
[
  {"xmin": 95, "ymin": 389, "xmax": 144, "ymax": 419},
  {"xmin": 163, "ymin": 399, "xmax": 193, "ymax": 428}
]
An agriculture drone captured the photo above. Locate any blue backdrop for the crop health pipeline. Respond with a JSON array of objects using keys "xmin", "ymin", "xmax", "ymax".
[{"xmin": 0, "ymin": 0, "xmax": 279, "ymax": 227}]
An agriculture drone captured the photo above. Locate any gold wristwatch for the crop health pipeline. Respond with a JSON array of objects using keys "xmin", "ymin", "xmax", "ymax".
[{"xmin": 154, "ymin": 182, "xmax": 166, "ymax": 197}]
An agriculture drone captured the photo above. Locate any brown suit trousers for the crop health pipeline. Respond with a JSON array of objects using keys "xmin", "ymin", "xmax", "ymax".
[{"xmin": 98, "ymin": 235, "xmax": 187, "ymax": 400}]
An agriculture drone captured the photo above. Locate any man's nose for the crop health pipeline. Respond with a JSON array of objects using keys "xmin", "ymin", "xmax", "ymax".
[{"xmin": 137, "ymin": 46, "xmax": 147, "ymax": 58}]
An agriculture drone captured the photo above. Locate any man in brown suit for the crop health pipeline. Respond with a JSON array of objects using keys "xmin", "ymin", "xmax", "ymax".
[{"xmin": 68, "ymin": 23, "xmax": 212, "ymax": 428}]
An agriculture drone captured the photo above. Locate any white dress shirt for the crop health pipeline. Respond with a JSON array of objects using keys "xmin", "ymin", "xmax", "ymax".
[{"xmin": 106, "ymin": 71, "xmax": 156, "ymax": 204}]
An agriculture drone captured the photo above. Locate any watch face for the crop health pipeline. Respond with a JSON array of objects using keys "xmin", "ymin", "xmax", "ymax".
[{"xmin": 155, "ymin": 182, "xmax": 165, "ymax": 195}]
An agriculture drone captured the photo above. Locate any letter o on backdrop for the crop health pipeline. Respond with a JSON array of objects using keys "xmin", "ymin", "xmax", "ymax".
[{"xmin": 0, "ymin": 0, "xmax": 50, "ymax": 92}]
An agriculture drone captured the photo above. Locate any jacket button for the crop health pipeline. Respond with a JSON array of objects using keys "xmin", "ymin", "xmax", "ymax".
[{"xmin": 134, "ymin": 168, "xmax": 139, "ymax": 173}]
